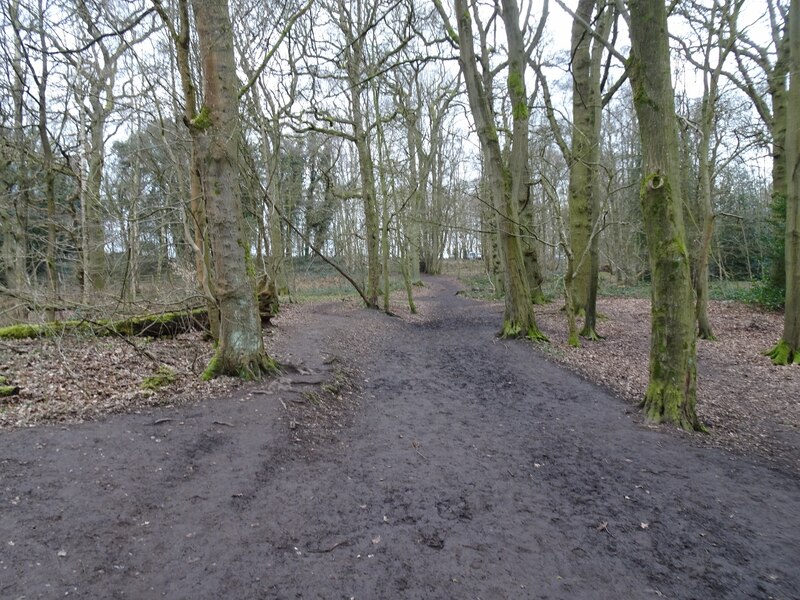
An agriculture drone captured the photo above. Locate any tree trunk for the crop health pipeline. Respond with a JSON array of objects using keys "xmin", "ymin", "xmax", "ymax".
[
  {"xmin": 454, "ymin": 0, "xmax": 545, "ymax": 340},
  {"xmin": 83, "ymin": 104, "xmax": 108, "ymax": 294},
  {"xmin": 684, "ymin": 1, "xmax": 742, "ymax": 341},
  {"xmin": 191, "ymin": 0, "xmax": 276, "ymax": 380},
  {"xmin": 340, "ymin": 10, "xmax": 380, "ymax": 308},
  {"xmin": 567, "ymin": 0, "xmax": 596, "ymax": 315},
  {"xmin": 503, "ymin": 0, "xmax": 545, "ymax": 304},
  {"xmin": 629, "ymin": 0, "xmax": 701, "ymax": 430},
  {"xmin": 768, "ymin": 0, "xmax": 800, "ymax": 364},
  {"xmin": 568, "ymin": 0, "xmax": 608, "ymax": 339},
  {"xmin": 692, "ymin": 119, "xmax": 716, "ymax": 339},
  {"xmin": 769, "ymin": 47, "xmax": 790, "ymax": 291}
]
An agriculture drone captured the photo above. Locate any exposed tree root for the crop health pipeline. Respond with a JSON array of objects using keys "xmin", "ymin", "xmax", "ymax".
[
  {"xmin": 579, "ymin": 325, "xmax": 604, "ymax": 341},
  {"xmin": 500, "ymin": 320, "xmax": 549, "ymax": 342},
  {"xmin": 765, "ymin": 340, "xmax": 800, "ymax": 365},
  {"xmin": 202, "ymin": 351, "xmax": 280, "ymax": 381},
  {"xmin": 698, "ymin": 327, "xmax": 716, "ymax": 341},
  {"xmin": 641, "ymin": 382, "xmax": 705, "ymax": 432}
]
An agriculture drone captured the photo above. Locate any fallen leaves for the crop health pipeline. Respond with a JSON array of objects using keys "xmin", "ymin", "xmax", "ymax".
[{"xmin": 534, "ymin": 297, "xmax": 800, "ymax": 472}]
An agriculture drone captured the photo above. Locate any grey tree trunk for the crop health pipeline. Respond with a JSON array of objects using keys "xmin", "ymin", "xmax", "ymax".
[
  {"xmin": 629, "ymin": 0, "xmax": 701, "ymax": 430},
  {"xmin": 191, "ymin": 0, "xmax": 276, "ymax": 380}
]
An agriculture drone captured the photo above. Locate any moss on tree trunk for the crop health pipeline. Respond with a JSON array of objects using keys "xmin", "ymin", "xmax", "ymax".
[
  {"xmin": 191, "ymin": 0, "xmax": 275, "ymax": 381},
  {"xmin": 454, "ymin": 0, "xmax": 546, "ymax": 342},
  {"xmin": 769, "ymin": 0, "xmax": 800, "ymax": 365},
  {"xmin": 629, "ymin": 0, "xmax": 702, "ymax": 430}
]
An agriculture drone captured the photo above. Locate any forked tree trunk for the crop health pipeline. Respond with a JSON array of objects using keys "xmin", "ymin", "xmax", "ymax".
[
  {"xmin": 454, "ymin": 0, "xmax": 545, "ymax": 340},
  {"xmin": 629, "ymin": 0, "xmax": 701, "ymax": 430},
  {"xmin": 191, "ymin": 0, "xmax": 276, "ymax": 380}
]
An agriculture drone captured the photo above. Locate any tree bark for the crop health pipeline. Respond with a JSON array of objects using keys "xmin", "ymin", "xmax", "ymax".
[
  {"xmin": 503, "ymin": 0, "xmax": 545, "ymax": 304},
  {"xmin": 768, "ymin": 0, "xmax": 800, "ymax": 364},
  {"xmin": 191, "ymin": 0, "xmax": 276, "ymax": 380},
  {"xmin": 454, "ymin": 0, "xmax": 545, "ymax": 340},
  {"xmin": 339, "ymin": 0, "xmax": 380, "ymax": 307},
  {"xmin": 568, "ymin": 0, "xmax": 609, "ymax": 339},
  {"xmin": 567, "ymin": 0, "xmax": 597, "ymax": 316},
  {"xmin": 629, "ymin": 0, "xmax": 701, "ymax": 430}
]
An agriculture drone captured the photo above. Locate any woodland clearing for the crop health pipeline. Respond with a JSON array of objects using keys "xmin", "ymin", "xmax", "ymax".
[{"xmin": 0, "ymin": 276, "xmax": 798, "ymax": 598}]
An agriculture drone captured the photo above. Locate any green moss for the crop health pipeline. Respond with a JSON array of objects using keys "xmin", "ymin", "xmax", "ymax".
[
  {"xmin": 0, "ymin": 385, "xmax": 18, "ymax": 397},
  {"xmin": 191, "ymin": 105, "xmax": 212, "ymax": 130},
  {"xmin": 201, "ymin": 351, "xmax": 222, "ymax": 381},
  {"xmin": 240, "ymin": 239, "xmax": 257, "ymax": 280},
  {"xmin": 500, "ymin": 320, "xmax": 523, "ymax": 338},
  {"xmin": 579, "ymin": 325, "xmax": 603, "ymax": 341},
  {"xmin": 302, "ymin": 390, "xmax": 321, "ymax": 405},
  {"xmin": 642, "ymin": 380, "xmax": 704, "ymax": 432},
  {"xmin": 0, "ymin": 309, "xmax": 207, "ymax": 340},
  {"xmin": 202, "ymin": 349, "xmax": 279, "ymax": 381},
  {"xmin": 507, "ymin": 71, "xmax": 529, "ymax": 120},
  {"xmin": 141, "ymin": 366, "xmax": 177, "ymax": 391},
  {"xmin": 447, "ymin": 28, "xmax": 460, "ymax": 44},
  {"xmin": 526, "ymin": 325, "xmax": 548, "ymax": 342},
  {"xmin": 0, "ymin": 322, "xmax": 77, "ymax": 339},
  {"xmin": 765, "ymin": 339, "xmax": 798, "ymax": 365},
  {"xmin": 512, "ymin": 101, "xmax": 529, "ymax": 121}
]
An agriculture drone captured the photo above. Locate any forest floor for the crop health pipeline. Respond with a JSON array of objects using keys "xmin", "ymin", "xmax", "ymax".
[{"xmin": 1, "ymin": 276, "xmax": 799, "ymax": 598}]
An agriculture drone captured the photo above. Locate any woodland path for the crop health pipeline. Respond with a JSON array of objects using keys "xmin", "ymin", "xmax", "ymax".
[{"xmin": 1, "ymin": 277, "xmax": 799, "ymax": 599}]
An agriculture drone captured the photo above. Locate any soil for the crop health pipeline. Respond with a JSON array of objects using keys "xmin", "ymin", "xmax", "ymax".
[{"xmin": 1, "ymin": 277, "xmax": 799, "ymax": 599}]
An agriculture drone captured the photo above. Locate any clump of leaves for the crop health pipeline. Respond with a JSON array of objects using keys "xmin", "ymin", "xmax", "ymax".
[{"xmin": 141, "ymin": 366, "xmax": 177, "ymax": 391}]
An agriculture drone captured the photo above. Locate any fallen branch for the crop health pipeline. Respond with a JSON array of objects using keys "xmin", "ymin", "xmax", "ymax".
[{"xmin": 0, "ymin": 308, "xmax": 208, "ymax": 341}]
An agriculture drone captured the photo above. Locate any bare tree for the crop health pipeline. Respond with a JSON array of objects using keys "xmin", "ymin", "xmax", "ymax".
[
  {"xmin": 444, "ymin": 0, "xmax": 547, "ymax": 339},
  {"xmin": 629, "ymin": 0, "xmax": 701, "ymax": 429},
  {"xmin": 190, "ymin": 0, "xmax": 276, "ymax": 379}
]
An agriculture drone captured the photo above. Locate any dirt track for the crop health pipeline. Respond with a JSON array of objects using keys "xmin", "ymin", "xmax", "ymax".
[{"xmin": 1, "ymin": 277, "xmax": 798, "ymax": 599}]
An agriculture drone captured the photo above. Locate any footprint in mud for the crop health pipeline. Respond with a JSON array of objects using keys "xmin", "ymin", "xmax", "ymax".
[
  {"xmin": 436, "ymin": 494, "xmax": 472, "ymax": 521},
  {"xmin": 418, "ymin": 528, "xmax": 445, "ymax": 549}
]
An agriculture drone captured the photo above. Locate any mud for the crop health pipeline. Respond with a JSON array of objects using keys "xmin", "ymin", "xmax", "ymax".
[{"xmin": 1, "ymin": 277, "xmax": 798, "ymax": 599}]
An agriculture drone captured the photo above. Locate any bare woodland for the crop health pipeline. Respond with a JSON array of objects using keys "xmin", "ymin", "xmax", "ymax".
[{"xmin": 0, "ymin": 0, "xmax": 798, "ymax": 432}]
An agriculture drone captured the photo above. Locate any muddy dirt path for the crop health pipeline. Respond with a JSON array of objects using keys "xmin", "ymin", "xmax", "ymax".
[{"xmin": 1, "ymin": 277, "xmax": 798, "ymax": 599}]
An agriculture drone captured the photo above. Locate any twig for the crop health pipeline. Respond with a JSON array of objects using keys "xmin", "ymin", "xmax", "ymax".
[
  {"xmin": 212, "ymin": 420, "xmax": 234, "ymax": 427},
  {"xmin": 412, "ymin": 440, "xmax": 428, "ymax": 460},
  {"xmin": 596, "ymin": 521, "xmax": 614, "ymax": 537},
  {"xmin": 306, "ymin": 539, "xmax": 351, "ymax": 554},
  {"xmin": 53, "ymin": 338, "xmax": 91, "ymax": 399},
  {"xmin": 83, "ymin": 318, "xmax": 161, "ymax": 367},
  {"xmin": 153, "ymin": 418, "xmax": 174, "ymax": 425}
]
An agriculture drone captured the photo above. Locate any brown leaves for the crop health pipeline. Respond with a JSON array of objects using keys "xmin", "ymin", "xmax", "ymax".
[{"xmin": 534, "ymin": 297, "xmax": 800, "ymax": 472}]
